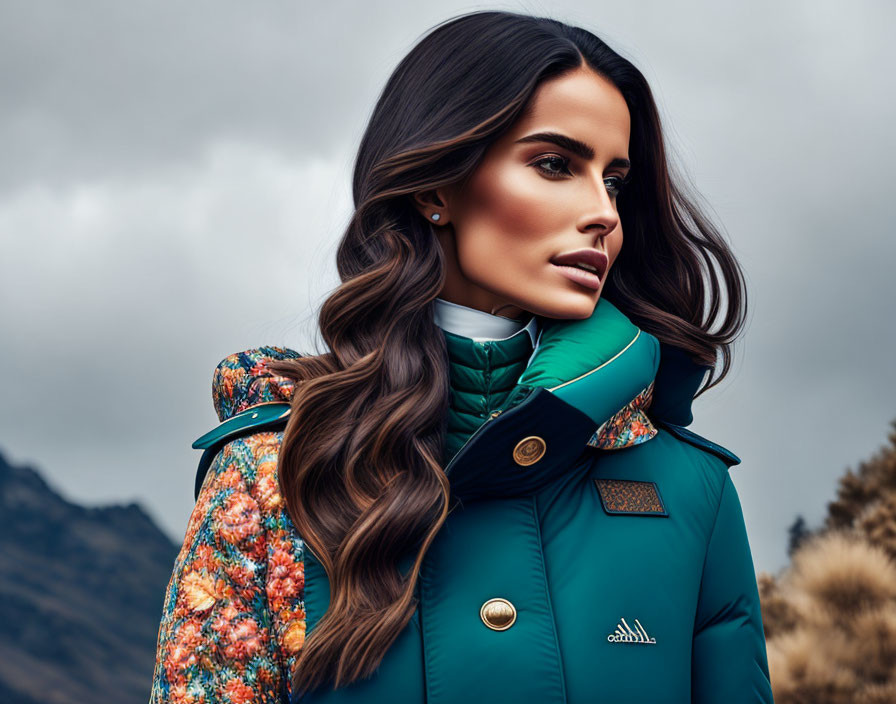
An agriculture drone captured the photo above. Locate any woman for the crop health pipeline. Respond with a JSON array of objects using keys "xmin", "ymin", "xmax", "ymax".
[{"xmin": 151, "ymin": 10, "xmax": 773, "ymax": 704}]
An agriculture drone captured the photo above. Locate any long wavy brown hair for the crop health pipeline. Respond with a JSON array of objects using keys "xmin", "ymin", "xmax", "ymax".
[{"xmin": 266, "ymin": 9, "xmax": 748, "ymax": 696}]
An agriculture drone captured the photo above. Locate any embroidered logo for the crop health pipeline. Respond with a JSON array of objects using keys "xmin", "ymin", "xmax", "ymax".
[
  {"xmin": 594, "ymin": 478, "xmax": 668, "ymax": 516},
  {"xmin": 607, "ymin": 617, "xmax": 657, "ymax": 644}
]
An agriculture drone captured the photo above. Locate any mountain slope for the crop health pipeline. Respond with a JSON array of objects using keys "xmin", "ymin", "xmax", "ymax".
[{"xmin": 0, "ymin": 449, "xmax": 178, "ymax": 704}]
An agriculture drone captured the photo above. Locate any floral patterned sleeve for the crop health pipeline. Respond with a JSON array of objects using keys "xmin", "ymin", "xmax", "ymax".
[{"xmin": 150, "ymin": 431, "xmax": 306, "ymax": 704}]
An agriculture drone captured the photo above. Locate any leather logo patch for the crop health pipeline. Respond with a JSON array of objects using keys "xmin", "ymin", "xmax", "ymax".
[{"xmin": 594, "ymin": 478, "xmax": 668, "ymax": 517}]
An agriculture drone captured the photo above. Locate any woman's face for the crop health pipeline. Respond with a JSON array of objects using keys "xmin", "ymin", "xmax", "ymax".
[{"xmin": 417, "ymin": 64, "xmax": 631, "ymax": 321}]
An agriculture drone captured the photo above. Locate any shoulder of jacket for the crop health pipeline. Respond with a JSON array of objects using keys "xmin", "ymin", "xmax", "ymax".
[
  {"xmin": 191, "ymin": 401, "xmax": 291, "ymax": 501},
  {"xmin": 654, "ymin": 418, "xmax": 742, "ymax": 468}
]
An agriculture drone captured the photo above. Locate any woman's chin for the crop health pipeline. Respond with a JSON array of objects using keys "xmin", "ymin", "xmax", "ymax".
[{"xmin": 529, "ymin": 288, "xmax": 601, "ymax": 320}]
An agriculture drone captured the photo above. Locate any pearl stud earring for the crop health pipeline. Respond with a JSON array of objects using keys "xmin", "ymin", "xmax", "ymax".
[{"xmin": 431, "ymin": 213, "xmax": 441, "ymax": 221}]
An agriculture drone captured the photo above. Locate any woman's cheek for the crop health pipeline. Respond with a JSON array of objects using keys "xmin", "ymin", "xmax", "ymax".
[
  {"xmin": 470, "ymin": 164, "xmax": 560, "ymax": 239},
  {"xmin": 455, "ymin": 234, "xmax": 528, "ymax": 295},
  {"xmin": 609, "ymin": 231, "xmax": 623, "ymax": 266}
]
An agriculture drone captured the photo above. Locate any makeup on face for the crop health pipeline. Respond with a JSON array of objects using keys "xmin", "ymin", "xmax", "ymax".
[{"xmin": 436, "ymin": 65, "xmax": 632, "ymax": 320}]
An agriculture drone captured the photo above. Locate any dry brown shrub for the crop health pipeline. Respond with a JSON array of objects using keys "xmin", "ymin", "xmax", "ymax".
[
  {"xmin": 856, "ymin": 489, "xmax": 896, "ymax": 561},
  {"xmin": 760, "ymin": 419, "xmax": 896, "ymax": 702},
  {"xmin": 766, "ymin": 627, "xmax": 857, "ymax": 704},
  {"xmin": 786, "ymin": 532, "xmax": 896, "ymax": 624}
]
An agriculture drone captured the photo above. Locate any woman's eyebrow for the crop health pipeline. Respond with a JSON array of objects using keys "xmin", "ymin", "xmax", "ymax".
[{"xmin": 515, "ymin": 131, "xmax": 631, "ymax": 169}]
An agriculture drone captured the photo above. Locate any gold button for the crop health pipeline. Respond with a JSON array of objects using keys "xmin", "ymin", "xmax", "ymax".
[
  {"xmin": 480, "ymin": 597, "xmax": 516, "ymax": 631},
  {"xmin": 513, "ymin": 436, "xmax": 546, "ymax": 466}
]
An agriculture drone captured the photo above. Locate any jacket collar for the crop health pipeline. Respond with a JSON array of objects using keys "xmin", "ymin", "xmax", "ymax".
[
  {"xmin": 196, "ymin": 305, "xmax": 709, "ymax": 502},
  {"xmin": 439, "ymin": 323, "xmax": 537, "ymax": 466},
  {"xmin": 649, "ymin": 341, "xmax": 710, "ymax": 426},
  {"xmin": 442, "ymin": 299, "xmax": 663, "ymax": 501}
]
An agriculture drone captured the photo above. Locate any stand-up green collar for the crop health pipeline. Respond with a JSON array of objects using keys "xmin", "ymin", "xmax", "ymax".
[{"xmin": 440, "ymin": 326, "xmax": 535, "ymax": 465}]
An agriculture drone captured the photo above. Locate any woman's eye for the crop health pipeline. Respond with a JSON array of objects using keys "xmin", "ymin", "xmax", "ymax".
[
  {"xmin": 532, "ymin": 155, "xmax": 571, "ymax": 178},
  {"xmin": 605, "ymin": 175, "xmax": 631, "ymax": 197},
  {"xmin": 532, "ymin": 157, "xmax": 632, "ymax": 197}
]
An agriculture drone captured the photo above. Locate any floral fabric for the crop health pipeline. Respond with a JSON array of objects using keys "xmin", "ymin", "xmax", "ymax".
[
  {"xmin": 212, "ymin": 347, "xmax": 301, "ymax": 422},
  {"xmin": 587, "ymin": 380, "xmax": 658, "ymax": 450},
  {"xmin": 149, "ymin": 431, "xmax": 305, "ymax": 704}
]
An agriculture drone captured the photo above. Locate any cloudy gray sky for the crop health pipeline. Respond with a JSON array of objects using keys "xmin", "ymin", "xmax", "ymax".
[{"xmin": 1, "ymin": 0, "xmax": 893, "ymax": 576}]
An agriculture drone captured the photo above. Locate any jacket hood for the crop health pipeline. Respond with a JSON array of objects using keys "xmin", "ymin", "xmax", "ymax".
[{"xmin": 211, "ymin": 346, "xmax": 302, "ymax": 422}]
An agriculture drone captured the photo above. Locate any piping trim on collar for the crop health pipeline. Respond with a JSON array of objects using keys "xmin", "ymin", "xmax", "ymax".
[{"xmin": 547, "ymin": 330, "xmax": 642, "ymax": 392}]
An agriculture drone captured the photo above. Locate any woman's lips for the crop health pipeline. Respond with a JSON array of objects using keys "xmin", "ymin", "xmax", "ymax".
[{"xmin": 551, "ymin": 263, "xmax": 602, "ymax": 291}]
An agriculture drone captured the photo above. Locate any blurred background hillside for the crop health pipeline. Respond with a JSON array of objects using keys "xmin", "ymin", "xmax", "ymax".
[{"xmin": 0, "ymin": 450, "xmax": 176, "ymax": 703}]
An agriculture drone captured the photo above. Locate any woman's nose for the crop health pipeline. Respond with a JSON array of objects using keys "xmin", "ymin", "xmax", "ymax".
[{"xmin": 576, "ymin": 180, "xmax": 619, "ymax": 235}]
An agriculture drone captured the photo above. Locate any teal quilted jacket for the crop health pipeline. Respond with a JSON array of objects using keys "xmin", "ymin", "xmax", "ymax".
[{"xmin": 150, "ymin": 298, "xmax": 773, "ymax": 704}]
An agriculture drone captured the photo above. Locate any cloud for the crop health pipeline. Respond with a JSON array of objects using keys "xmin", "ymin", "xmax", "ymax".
[{"xmin": 0, "ymin": 138, "xmax": 351, "ymax": 538}]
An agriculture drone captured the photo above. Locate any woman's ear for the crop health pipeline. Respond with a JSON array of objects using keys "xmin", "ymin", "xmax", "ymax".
[{"xmin": 411, "ymin": 188, "xmax": 451, "ymax": 225}]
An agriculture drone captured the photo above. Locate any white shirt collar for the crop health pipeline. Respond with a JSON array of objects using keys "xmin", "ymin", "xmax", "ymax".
[{"xmin": 433, "ymin": 297, "xmax": 539, "ymax": 346}]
